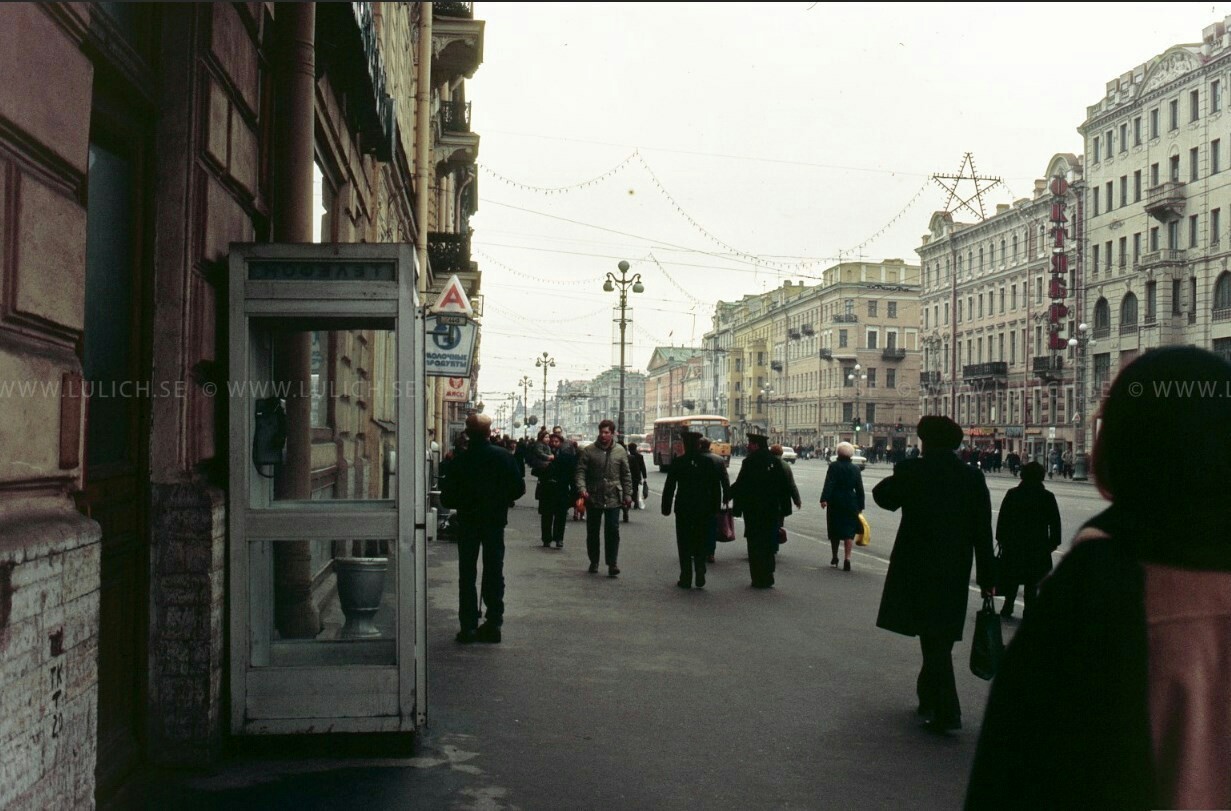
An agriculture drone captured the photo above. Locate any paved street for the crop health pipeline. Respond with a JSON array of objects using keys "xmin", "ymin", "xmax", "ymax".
[{"xmin": 133, "ymin": 461, "xmax": 1110, "ymax": 810}]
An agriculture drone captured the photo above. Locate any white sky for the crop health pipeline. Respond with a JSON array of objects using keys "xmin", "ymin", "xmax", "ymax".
[{"xmin": 466, "ymin": 1, "xmax": 1231, "ymax": 414}]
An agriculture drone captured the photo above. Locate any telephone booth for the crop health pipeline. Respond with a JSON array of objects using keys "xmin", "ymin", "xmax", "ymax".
[{"xmin": 227, "ymin": 243, "xmax": 426, "ymax": 735}]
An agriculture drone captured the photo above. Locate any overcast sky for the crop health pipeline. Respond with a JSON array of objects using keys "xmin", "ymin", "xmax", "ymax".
[{"xmin": 465, "ymin": 1, "xmax": 1231, "ymax": 417}]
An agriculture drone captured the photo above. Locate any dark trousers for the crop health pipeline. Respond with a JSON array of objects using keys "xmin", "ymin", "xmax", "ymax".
[
  {"xmin": 1001, "ymin": 577, "xmax": 1040, "ymax": 615},
  {"xmin": 586, "ymin": 507, "xmax": 622, "ymax": 566},
  {"xmin": 457, "ymin": 523, "xmax": 506, "ymax": 631},
  {"xmin": 704, "ymin": 514, "xmax": 719, "ymax": 557},
  {"xmin": 674, "ymin": 514, "xmax": 710, "ymax": 584},
  {"xmin": 745, "ymin": 516, "xmax": 778, "ymax": 587},
  {"xmin": 917, "ymin": 634, "xmax": 960, "ymax": 722},
  {"xmin": 539, "ymin": 508, "xmax": 568, "ymax": 543}
]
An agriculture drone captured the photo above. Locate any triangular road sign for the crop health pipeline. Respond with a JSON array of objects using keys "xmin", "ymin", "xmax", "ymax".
[{"xmin": 432, "ymin": 274, "xmax": 473, "ymax": 315}]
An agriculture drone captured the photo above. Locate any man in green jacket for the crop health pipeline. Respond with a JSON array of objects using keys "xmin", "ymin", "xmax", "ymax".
[{"xmin": 574, "ymin": 419, "xmax": 633, "ymax": 577}]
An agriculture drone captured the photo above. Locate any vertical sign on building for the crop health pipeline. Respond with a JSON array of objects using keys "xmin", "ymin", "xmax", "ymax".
[{"xmin": 1047, "ymin": 176, "xmax": 1071, "ymax": 350}]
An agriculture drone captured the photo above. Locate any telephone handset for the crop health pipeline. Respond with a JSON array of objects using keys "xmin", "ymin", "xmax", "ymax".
[{"xmin": 253, "ymin": 397, "xmax": 288, "ymax": 478}]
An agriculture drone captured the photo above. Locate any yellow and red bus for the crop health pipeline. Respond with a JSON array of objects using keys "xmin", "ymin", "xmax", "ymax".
[{"xmin": 652, "ymin": 415, "xmax": 731, "ymax": 470}]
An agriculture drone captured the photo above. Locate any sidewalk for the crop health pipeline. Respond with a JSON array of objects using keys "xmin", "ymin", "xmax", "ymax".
[{"xmin": 127, "ymin": 482, "xmax": 990, "ymax": 809}]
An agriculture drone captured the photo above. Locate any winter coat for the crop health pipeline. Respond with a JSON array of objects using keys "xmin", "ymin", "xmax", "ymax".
[
  {"xmin": 820, "ymin": 456, "xmax": 865, "ymax": 540},
  {"xmin": 574, "ymin": 440, "xmax": 632, "ymax": 510},
  {"xmin": 536, "ymin": 445, "xmax": 577, "ymax": 515},
  {"xmin": 873, "ymin": 451, "xmax": 995, "ymax": 641},
  {"xmin": 627, "ymin": 448, "xmax": 648, "ymax": 486},
  {"xmin": 995, "ymin": 481, "xmax": 1061, "ymax": 586},
  {"xmin": 439, "ymin": 438, "xmax": 526, "ymax": 528},
  {"xmin": 661, "ymin": 449, "xmax": 724, "ymax": 519},
  {"xmin": 730, "ymin": 448, "xmax": 793, "ymax": 526}
]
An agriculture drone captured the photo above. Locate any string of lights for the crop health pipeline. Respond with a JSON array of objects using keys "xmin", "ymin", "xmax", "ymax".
[
  {"xmin": 646, "ymin": 252, "xmax": 712, "ymax": 308},
  {"xmin": 835, "ymin": 176, "xmax": 934, "ymax": 261},
  {"xmin": 475, "ymin": 249, "xmax": 595, "ymax": 287},
  {"xmin": 478, "ymin": 151, "xmax": 637, "ymax": 194}
]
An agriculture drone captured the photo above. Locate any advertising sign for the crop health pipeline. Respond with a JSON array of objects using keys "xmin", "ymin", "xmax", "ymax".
[
  {"xmin": 442, "ymin": 377, "xmax": 470, "ymax": 403},
  {"xmin": 425, "ymin": 314, "xmax": 477, "ymax": 377}
]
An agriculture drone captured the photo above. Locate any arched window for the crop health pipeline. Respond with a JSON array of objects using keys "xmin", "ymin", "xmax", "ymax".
[
  {"xmin": 1214, "ymin": 271, "xmax": 1231, "ymax": 311},
  {"xmin": 978, "ymin": 247, "xmax": 984, "ymax": 273},
  {"xmin": 1121, "ymin": 292, "xmax": 1138, "ymax": 325},
  {"xmin": 1094, "ymin": 297, "xmax": 1111, "ymax": 329},
  {"xmin": 1012, "ymin": 235, "xmax": 1019, "ymax": 262}
]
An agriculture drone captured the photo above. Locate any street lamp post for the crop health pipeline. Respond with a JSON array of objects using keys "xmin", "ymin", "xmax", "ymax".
[
  {"xmin": 848, "ymin": 363, "xmax": 867, "ymax": 445},
  {"xmin": 518, "ymin": 375, "xmax": 533, "ymax": 437},
  {"xmin": 603, "ymin": 260, "xmax": 644, "ymax": 443},
  {"xmin": 1068, "ymin": 322, "xmax": 1091, "ymax": 481},
  {"xmin": 536, "ymin": 352, "xmax": 556, "ymax": 430},
  {"xmin": 759, "ymin": 383, "xmax": 775, "ymax": 438}
]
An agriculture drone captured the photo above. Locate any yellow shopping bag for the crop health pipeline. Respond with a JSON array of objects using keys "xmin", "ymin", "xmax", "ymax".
[{"xmin": 855, "ymin": 513, "xmax": 871, "ymax": 546}]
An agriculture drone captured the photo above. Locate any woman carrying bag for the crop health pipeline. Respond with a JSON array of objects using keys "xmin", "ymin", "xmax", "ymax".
[{"xmin": 820, "ymin": 442, "xmax": 865, "ymax": 571}]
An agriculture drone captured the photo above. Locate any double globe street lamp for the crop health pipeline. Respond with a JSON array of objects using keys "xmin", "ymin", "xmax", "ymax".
[
  {"xmin": 1067, "ymin": 322, "xmax": 1092, "ymax": 481},
  {"xmin": 517, "ymin": 375, "xmax": 533, "ymax": 438},
  {"xmin": 847, "ymin": 363, "xmax": 867, "ymax": 445},
  {"xmin": 603, "ymin": 260, "xmax": 643, "ymax": 443},
  {"xmin": 535, "ymin": 352, "xmax": 556, "ymax": 431}
]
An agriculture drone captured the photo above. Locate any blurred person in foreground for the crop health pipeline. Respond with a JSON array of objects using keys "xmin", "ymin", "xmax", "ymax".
[
  {"xmin": 994, "ymin": 460, "xmax": 1061, "ymax": 618},
  {"xmin": 873, "ymin": 415, "xmax": 995, "ymax": 734},
  {"xmin": 661, "ymin": 431, "xmax": 725, "ymax": 589},
  {"xmin": 820, "ymin": 441, "xmax": 865, "ymax": 572},
  {"xmin": 439, "ymin": 413, "xmax": 525, "ymax": 644},
  {"xmin": 966, "ymin": 347, "xmax": 1231, "ymax": 810}
]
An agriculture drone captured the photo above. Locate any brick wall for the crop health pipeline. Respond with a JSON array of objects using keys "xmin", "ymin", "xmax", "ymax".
[{"xmin": 0, "ymin": 507, "xmax": 101, "ymax": 809}]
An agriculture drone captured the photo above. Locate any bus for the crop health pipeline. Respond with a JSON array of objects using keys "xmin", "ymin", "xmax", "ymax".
[{"xmin": 652, "ymin": 415, "xmax": 732, "ymax": 470}]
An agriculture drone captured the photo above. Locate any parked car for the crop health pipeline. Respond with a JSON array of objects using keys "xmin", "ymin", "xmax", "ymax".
[
  {"xmin": 829, "ymin": 452, "xmax": 867, "ymax": 470},
  {"xmin": 779, "ymin": 447, "xmax": 797, "ymax": 464}
]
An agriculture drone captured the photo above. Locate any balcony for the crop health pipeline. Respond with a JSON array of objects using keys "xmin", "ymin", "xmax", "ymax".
[
  {"xmin": 434, "ymin": 101, "xmax": 480, "ymax": 170},
  {"xmin": 431, "ymin": 4, "xmax": 485, "ymax": 86},
  {"xmin": 770, "ymin": 361, "xmax": 783, "ymax": 371},
  {"xmin": 1092, "ymin": 325, "xmax": 1110, "ymax": 339},
  {"xmin": 1139, "ymin": 248, "xmax": 1186, "ymax": 269},
  {"xmin": 800, "ymin": 324, "xmax": 815, "ymax": 336},
  {"xmin": 832, "ymin": 313, "xmax": 859, "ymax": 324},
  {"xmin": 819, "ymin": 348, "xmax": 834, "ymax": 360},
  {"xmin": 1214, "ymin": 307, "xmax": 1231, "ymax": 323},
  {"xmin": 1143, "ymin": 181, "xmax": 1186, "ymax": 222},
  {"xmin": 920, "ymin": 371, "xmax": 941, "ymax": 386},
  {"xmin": 427, "ymin": 231, "xmax": 474, "ymax": 275},
  {"xmin": 1119, "ymin": 322, "xmax": 1139, "ymax": 335},
  {"xmin": 881, "ymin": 347, "xmax": 906, "ymax": 361},
  {"xmin": 1032, "ymin": 355, "xmax": 1064, "ymax": 378},
  {"xmin": 787, "ymin": 329, "xmax": 801, "ymax": 340},
  {"xmin": 439, "ymin": 100, "xmax": 472, "ymax": 134},
  {"xmin": 962, "ymin": 361, "xmax": 1008, "ymax": 382}
]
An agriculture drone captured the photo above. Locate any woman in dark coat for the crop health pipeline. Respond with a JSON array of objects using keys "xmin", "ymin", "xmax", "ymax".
[
  {"xmin": 873, "ymin": 416, "xmax": 996, "ymax": 733},
  {"xmin": 820, "ymin": 441, "xmax": 865, "ymax": 571},
  {"xmin": 536, "ymin": 433, "xmax": 577, "ymax": 548},
  {"xmin": 995, "ymin": 461, "xmax": 1060, "ymax": 618}
]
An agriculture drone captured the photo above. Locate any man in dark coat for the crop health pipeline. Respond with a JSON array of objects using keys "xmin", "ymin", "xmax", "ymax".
[
  {"xmin": 873, "ymin": 415, "xmax": 996, "ymax": 732},
  {"xmin": 730, "ymin": 433, "xmax": 793, "ymax": 589},
  {"xmin": 661, "ymin": 431, "xmax": 725, "ymax": 589},
  {"xmin": 624, "ymin": 442, "xmax": 649, "ymax": 521},
  {"xmin": 439, "ymin": 413, "xmax": 526, "ymax": 644},
  {"xmin": 536, "ymin": 433, "xmax": 577, "ymax": 549},
  {"xmin": 995, "ymin": 461, "xmax": 1061, "ymax": 618},
  {"xmin": 698, "ymin": 437, "xmax": 731, "ymax": 563}
]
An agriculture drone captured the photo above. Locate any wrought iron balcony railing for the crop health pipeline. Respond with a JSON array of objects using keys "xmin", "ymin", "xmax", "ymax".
[
  {"xmin": 433, "ymin": 1, "xmax": 474, "ymax": 18},
  {"xmin": 881, "ymin": 347, "xmax": 906, "ymax": 360},
  {"xmin": 438, "ymin": 100, "xmax": 472, "ymax": 134},
  {"xmin": 427, "ymin": 231, "xmax": 472, "ymax": 274},
  {"xmin": 962, "ymin": 361, "xmax": 1008, "ymax": 381}
]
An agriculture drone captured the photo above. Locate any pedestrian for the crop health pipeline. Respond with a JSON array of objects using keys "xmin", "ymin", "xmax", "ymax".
[
  {"xmin": 820, "ymin": 441, "xmax": 865, "ymax": 571},
  {"xmin": 661, "ymin": 431, "xmax": 725, "ymax": 589},
  {"xmin": 439, "ymin": 413, "xmax": 526, "ymax": 644},
  {"xmin": 873, "ymin": 415, "xmax": 996, "ymax": 733},
  {"xmin": 536, "ymin": 432, "xmax": 577, "ymax": 549},
  {"xmin": 994, "ymin": 461, "xmax": 1061, "ymax": 618},
  {"xmin": 574, "ymin": 419, "xmax": 633, "ymax": 577},
  {"xmin": 966, "ymin": 346, "xmax": 1231, "ymax": 810},
  {"xmin": 697, "ymin": 436, "xmax": 731, "ymax": 563},
  {"xmin": 624, "ymin": 441, "xmax": 649, "ymax": 520},
  {"xmin": 730, "ymin": 432, "xmax": 794, "ymax": 589},
  {"xmin": 770, "ymin": 444, "xmax": 803, "ymax": 512}
]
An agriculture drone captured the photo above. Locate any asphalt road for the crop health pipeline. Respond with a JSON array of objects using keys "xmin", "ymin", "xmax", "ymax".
[{"xmin": 136, "ymin": 459, "xmax": 1108, "ymax": 810}]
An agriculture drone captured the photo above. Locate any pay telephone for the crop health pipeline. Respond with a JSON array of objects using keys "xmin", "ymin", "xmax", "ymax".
[{"xmin": 252, "ymin": 396, "xmax": 287, "ymax": 477}]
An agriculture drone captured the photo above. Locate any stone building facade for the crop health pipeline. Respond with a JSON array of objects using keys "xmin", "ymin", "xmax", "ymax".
[
  {"xmin": 0, "ymin": 3, "xmax": 482, "ymax": 806},
  {"xmin": 1079, "ymin": 19, "xmax": 1231, "ymax": 423},
  {"xmin": 917, "ymin": 154, "xmax": 1083, "ymax": 462}
]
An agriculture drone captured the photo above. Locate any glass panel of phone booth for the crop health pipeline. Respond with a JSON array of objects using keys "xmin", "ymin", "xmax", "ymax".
[
  {"xmin": 248, "ymin": 539, "xmax": 398, "ymax": 668},
  {"xmin": 247, "ymin": 323, "xmax": 399, "ymax": 508}
]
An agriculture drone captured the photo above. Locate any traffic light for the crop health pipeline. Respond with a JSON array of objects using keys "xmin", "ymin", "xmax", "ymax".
[{"xmin": 851, "ymin": 418, "xmax": 860, "ymax": 433}]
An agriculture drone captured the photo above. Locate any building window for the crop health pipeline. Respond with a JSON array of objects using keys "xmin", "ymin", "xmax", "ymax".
[
  {"xmin": 1010, "ymin": 331, "xmax": 1016, "ymax": 363},
  {"xmin": 1215, "ymin": 271, "xmax": 1231, "ymax": 309},
  {"xmin": 1092, "ymin": 136, "xmax": 1101, "ymax": 162},
  {"xmin": 1133, "ymin": 232, "xmax": 1142, "ymax": 264},
  {"xmin": 838, "ymin": 329, "xmax": 848, "ymax": 348},
  {"xmin": 1119, "ymin": 236, "xmax": 1128, "ymax": 268},
  {"xmin": 1214, "ymin": 139, "xmax": 1222, "ymax": 174},
  {"xmin": 1190, "ymin": 214, "xmax": 1200, "ymax": 248},
  {"xmin": 957, "ymin": 300, "xmax": 963, "ymax": 323},
  {"xmin": 866, "ymin": 330, "xmax": 878, "ymax": 349},
  {"xmin": 944, "ymin": 302, "xmax": 949, "ymax": 325},
  {"xmin": 1169, "ymin": 155, "xmax": 1180, "ymax": 183},
  {"xmin": 1134, "ymin": 169, "xmax": 1142, "ymax": 201},
  {"xmin": 1105, "ymin": 182, "xmax": 1113, "ymax": 211},
  {"xmin": 887, "ymin": 301, "xmax": 897, "ymax": 318},
  {"xmin": 1213, "ymin": 209, "xmax": 1221, "ymax": 245},
  {"xmin": 1150, "ymin": 226, "xmax": 1160, "ymax": 251},
  {"xmin": 1119, "ymin": 122, "xmax": 1128, "ymax": 152},
  {"xmin": 1191, "ymin": 89, "xmax": 1201, "ymax": 122},
  {"xmin": 1191, "ymin": 147, "xmax": 1200, "ymax": 182},
  {"xmin": 1169, "ymin": 98, "xmax": 1179, "ymax": 130},
  {"xmin": 1012, "ymin": 235, "xmax": 1019, "ymax": 262},
  {"xmin": 1168, "ymin": 220, "xmax": 1179, "ymax": 248},
  {"xmin": 1122, "ymin": 293, "xmax": 1139, "ymax": 326},
  {"xmin": 1106, "ymin": 129, "xmax": 1114, "ymax": 160},
  {"xmin": 1134, "ymin": 115, "xmax": 1143, "ymax": 145},
  {"xmin": 978, "ymin": 294, "xmax": 984, "ymax": 318},
  {"xmin": 1092, "ymin": 243, "xmax": 1100, "ymax": 271},
  {"xmin": 1105, "ymin": 240, "xmax": 1113, "ymax": 271},
  {"xmin": 1011, "ymin": 284, "xmax": 1017, "ymax": 310},
  {"xmin": 999, "ymin": 287, "xmax": 1005, "ymax": 313},
  {"xmin": 1172, "ymin": 279, "xmax": 1182, "ymax": 314},
  {"xmin": 1146, "ymin": 281, "xmax": 1157, "ymax": 320},
  {"xmin": 866, "ymin": 368, "xmax": 877, "ymax": 388},
  {"xmin": 1214, "ymin": 79, "xmax": 1223, "ymax": 113},
  {"xmin": 1120, "ymin": 175, "xmax": 1128, "ymax": 207},
  {"xmin": 1150, "ymin": 162, "xmax": 1160, "ymax": 187},
  {"xmin": 1093, "ymin": 193, "xmax": 1100, "ymax": 217},
  {"xmin": 1150, "ymin": 107, "xmax": 1160, "ymax": 138},
  {"xmin": 867, "ymin": 300, "xmax": 877, "ymax": 317},
  {"xmin": 886, "ymin": 368, "xmax": 896, "ymax": 389}
]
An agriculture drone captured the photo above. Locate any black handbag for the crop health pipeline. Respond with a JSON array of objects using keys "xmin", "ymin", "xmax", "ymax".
[{"xmin": 969, "ymin": 595, "xmax": 1005, "ymax": 681}]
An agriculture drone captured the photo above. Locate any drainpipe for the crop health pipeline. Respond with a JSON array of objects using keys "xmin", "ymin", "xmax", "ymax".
[
  {"xmin": 415, "ymin": 2, "xmax": 439, "ymax": 436},
  {"xmin": 270, "ymin": 2, "xmax": 319, "ymax": 638}
]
